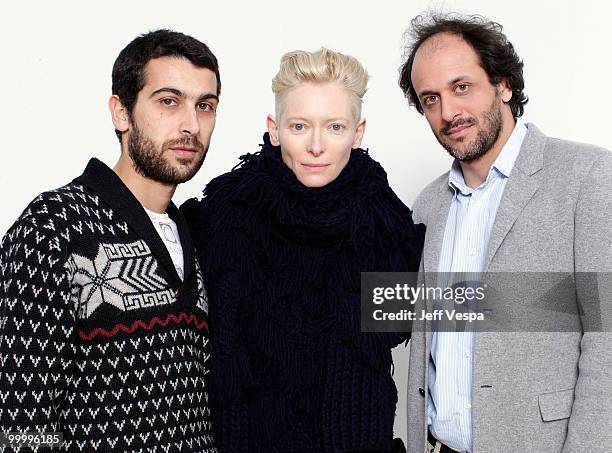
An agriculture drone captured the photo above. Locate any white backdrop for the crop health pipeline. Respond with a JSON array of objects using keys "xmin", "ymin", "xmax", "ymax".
[{"xmin": 2, "ymin": 0, "xmax": 611, "ymax": 442}]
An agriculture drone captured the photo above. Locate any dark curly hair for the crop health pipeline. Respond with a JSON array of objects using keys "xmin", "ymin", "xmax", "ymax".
[
  {"xmin": 112, "ymin": 29, "xmax": 220, "ymax": 143},
  {"xmin": 399, "ymin": 13, "xmax": 528, "ymax": 118}
]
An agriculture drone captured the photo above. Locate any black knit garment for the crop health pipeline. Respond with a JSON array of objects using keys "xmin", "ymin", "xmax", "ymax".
[
  {"xmin": 181, "ymin": 134, "xmax": 425, "ymax": 453},
  {"xmin": 0, "ymin": 159, "xmax": 216, "ymax": 452}
]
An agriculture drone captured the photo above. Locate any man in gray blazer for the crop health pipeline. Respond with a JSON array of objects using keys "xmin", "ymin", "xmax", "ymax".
[{"xmin": 398, "ymin": 13, "xmax": 612, "ymax": 453}]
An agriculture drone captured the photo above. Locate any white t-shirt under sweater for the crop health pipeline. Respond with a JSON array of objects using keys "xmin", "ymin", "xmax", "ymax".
[{"xmin": 144, "ymin": 207, "xmax": 184, "ymax": 281}]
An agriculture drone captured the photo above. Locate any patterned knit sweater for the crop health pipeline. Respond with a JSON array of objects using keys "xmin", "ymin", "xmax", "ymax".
[{"xmin": 0, "ymin": 159, "xmax": 216, "ymax": 452}]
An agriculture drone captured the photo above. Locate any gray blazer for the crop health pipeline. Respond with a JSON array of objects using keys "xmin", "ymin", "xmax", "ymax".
[{"xmin": 407, "ymin": 124, "xmax": 612, "ymax": 453}]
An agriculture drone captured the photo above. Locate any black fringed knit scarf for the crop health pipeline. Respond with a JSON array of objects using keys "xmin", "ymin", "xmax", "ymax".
[{"xmin": 181, "ymin": 133, "xmax": 424, "ymax": 453}]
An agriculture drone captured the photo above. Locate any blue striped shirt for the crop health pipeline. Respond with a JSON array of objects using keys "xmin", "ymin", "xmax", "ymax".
[{"xmin": 427, "ymin": 122, "xmax": 527, "ymax": 452}]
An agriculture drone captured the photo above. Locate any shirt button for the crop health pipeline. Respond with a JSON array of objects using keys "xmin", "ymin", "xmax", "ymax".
[
  {"xmin": 464, "ymin": 351, "xmax": 471, "ymax": 358},
  {"xmin": 466, "ymin": 402, "xmax": 472, "ymax": 409},
  {"xmin": 469, "ymin": 249, "xmax": 476, "ymax": 256}
]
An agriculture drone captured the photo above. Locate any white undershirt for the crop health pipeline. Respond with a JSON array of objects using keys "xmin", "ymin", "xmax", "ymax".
[{"xmin": 144, "ymin": 207, "xmax": 184, "ymax": 281}]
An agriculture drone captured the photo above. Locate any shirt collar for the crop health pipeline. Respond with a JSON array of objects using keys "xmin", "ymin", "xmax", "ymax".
[{"xmin": 448, "ymin": 120, "xmax": 527, "ymax": 195}]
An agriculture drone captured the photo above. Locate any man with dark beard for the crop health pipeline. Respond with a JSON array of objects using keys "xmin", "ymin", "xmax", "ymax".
[
  {"xmin": 0, "ymin": 30, "xmax": 220, "ymax": 451},
  {"xmin": 399, "ymin": 13, "xmax": 611, "ymax": 453}
]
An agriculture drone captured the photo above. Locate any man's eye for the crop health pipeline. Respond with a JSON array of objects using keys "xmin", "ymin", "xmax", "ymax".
[
  {"xmin": 292, "ymin": 123, "xmax": 305, "ymax": 131},
  {"xmin": 330, "ymin": 123, "xmax": 345, "ymax": 132},
  {"xmin": 161, "ymin": 98, "xmax": 177, "ymax": 106},
  {"xmin": 423, "ymin": 95, "xmax": 438, "ymax": 106},
  {"xmin": 198, "ymin": 102, "xmax": 213, "ymax": 111},
  {"xmin": 455, "ymin": 84, "xmax": 469, "ymax": 93}
]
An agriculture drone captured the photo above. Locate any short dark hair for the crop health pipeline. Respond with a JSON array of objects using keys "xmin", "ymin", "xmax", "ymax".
[
  {"xmin": 112, "ymin": 29, "xmax": 221, "ymax": 142},
  {"xmin": 399, "ymin": 13, "xmax": 528, "ymax": 118}
]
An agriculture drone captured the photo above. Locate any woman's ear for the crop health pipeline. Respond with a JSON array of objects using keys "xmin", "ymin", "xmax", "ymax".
[
  {"xmin": 267, "ymin": 114, "xmax": 280, "ymax": 146},
  {"xmin": 352, "ymin": 118, "xmax": 366, "ymax": 149}
]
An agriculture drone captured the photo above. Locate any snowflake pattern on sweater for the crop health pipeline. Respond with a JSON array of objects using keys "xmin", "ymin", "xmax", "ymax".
[{"xmin": 0, "ymin": 158, "xmax": 216, "ymax": 452}]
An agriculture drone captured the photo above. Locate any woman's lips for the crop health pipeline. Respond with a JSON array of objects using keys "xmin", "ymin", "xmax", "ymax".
[{"xmin": 302, "ymin": 163, "xmax": 330, "ymax": 171}]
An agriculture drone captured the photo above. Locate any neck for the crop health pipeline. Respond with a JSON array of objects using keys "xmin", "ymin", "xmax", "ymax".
[
  {"xmin": 460, "ymin": 114, "xmax": 516, "ymax": 189},
  {"xmin": 113, "ymin": 154, "xmax": 176, "ymax": 214}
]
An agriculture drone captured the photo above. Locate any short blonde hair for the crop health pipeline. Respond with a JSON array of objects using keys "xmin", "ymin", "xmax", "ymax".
[{"xmin": 271, "ymin": 47, "xmax": 369, "ymax": 122}]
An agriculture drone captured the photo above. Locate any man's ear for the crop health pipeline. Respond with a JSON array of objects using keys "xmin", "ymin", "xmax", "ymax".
[
  {"xmin": 497, "ymin": 78, "xmax": 513, "ymax": 103},
  {"xmin": 352, "ymin": 118, "xmax": 366, "ymax": 149},
  {"xmin": 267, "ymin": 114, "xmax": 280, "ymax": 146},
  {"xmin": 109, "ymin": 95, "xmax": 130, "ymax": 134}
]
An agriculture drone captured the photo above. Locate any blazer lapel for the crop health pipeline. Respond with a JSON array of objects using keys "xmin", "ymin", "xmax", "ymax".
[
  {"xmin": 424, "ymin": 184, "xmax": 454, "ymax": 310},
  {"xmin": 424, "ymin": 185, "xmax": 454, "ymax": 274},
  {"xmin": 484, "ymin": 123, "xmax": 546, "ymax": 270}
]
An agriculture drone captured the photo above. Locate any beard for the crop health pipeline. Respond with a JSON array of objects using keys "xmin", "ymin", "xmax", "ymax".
[
  {"xmin": 435, "ymin": 92, "xmax": 503, "ymax": 162},
  {"xmin": 127, "ymin": 120, "xmax": 207, "ymax": 184}
]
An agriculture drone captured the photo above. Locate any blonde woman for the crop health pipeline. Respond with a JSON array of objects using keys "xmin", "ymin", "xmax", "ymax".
[{"xmin": 182, "ymin": 48, "xmax": 423, "ymax": 453}]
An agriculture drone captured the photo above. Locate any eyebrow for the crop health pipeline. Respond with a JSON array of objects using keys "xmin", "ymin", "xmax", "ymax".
[
  {"xmin": 284, "ymin": 116, "xmax": 350, "ymax": 122},
  {"xmin": 448, "ymin": 76, "xmax": 468, "ymax": 86},
  {"xmin": 150, "ymin": 87, "xmax": 219, "ymax": 103},
  {"xmin": 418, "ymin": 76, "xmax": 470, "ymax": 98},
  {"xmin": 417, "ymin": 89, "xmax": 438, "ymax": 99}
]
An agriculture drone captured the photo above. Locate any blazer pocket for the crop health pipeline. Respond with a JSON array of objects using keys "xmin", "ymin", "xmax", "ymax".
[{"xmin": 538, "ymin": 388, "xmax": 575, "ymax": 422}]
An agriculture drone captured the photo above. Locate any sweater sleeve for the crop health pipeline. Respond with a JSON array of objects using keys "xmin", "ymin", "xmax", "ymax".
[
  {"xmin": 0, "ymin": 216, "xmax": 75, "ymax": 436},
  {"xmin": 204, "ymin": 267, "xmax": 249, "ymax": 453},
  {"xmin": 181, "ymin": 197, "xmax": 252, "ymax": 452}
]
